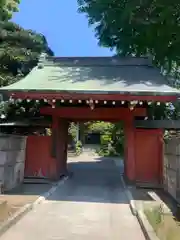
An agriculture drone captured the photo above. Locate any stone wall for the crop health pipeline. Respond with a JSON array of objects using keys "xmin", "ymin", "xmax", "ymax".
[
  {"xmin": 0, "ymin": 134, "xmax": 27, "ymax": 192},
  {"xmin": 164, "ymin": 136, "xmax": 180, "ymax": 203}
]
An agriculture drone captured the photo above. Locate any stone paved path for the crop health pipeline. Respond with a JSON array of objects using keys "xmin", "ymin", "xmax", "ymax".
[{"xmin": 0, "ymin": 153, "xmax": 145, "ymax": 240}]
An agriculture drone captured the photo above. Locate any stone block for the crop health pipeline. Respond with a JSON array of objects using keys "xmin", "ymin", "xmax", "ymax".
[
  {"xmin": 177, "ymin": 157, "xmax": 180, "ymax": 170},
  {"xmin": 9, "ymin": 137, "xmax": 23, "ymax": 150},
  {"xmin": 163, "ymin": 136, "xmax": 180, "ymax": 202},
  {"xmin": 0, "ymin": 135, "xmax": 26, "ymax": 191},
  {"xmin": 16, "ymin": 150, "xmax": 26, "ymax": 163},
  {"xmin": 3, "ymin": 165, "xmax": 15, "ymax": 191},
  {"xmin": 167, "ymin": 169, "xmax": 177, "ymax": 199},
  {"xmin": 168, "ymin": 155, "xmax": 177, "ymax": 170},
  {"xmin": 176, "ymin": 170, "xmax": 180, "ymax": 189},
  {"xmin": 0, "ymin": 137, "xmax": 9, "ymax": 151},
  {"xmin": 0, "ymin": 135, "xmax": 27, "ymax": 151},
  {"xmin": 0, "ymin": 151, "xmax": 8, "ymax": 165},
  {"xmin": 0, "ymin": 150, "xmax": 25, "ymax": 166},
  {"xmin": 7, "ymin": 150, "xmax": 26, "ymax": 164},
  {"xmin": 176, "ymin": 190, "xmax": 180, "ymax": 203},
  {"xmin": 14, "ymin": 162, "xmax": 25, "ymax": 185},
  {"xmin": 176, "ymin": 142, "xmax": 180, "ymax": 155},
  {"xmin": 0, "ymin": 167, "xmax": 5, "ymax": 183},
  {"xmin": 163, "ymin": 155, "xmax": 169, "ymax": 167}
]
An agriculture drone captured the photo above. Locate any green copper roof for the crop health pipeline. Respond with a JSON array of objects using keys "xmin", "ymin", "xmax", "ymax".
[{"xmin": 0, "ymin": 56, "xmax": 179, "ymax": 95}]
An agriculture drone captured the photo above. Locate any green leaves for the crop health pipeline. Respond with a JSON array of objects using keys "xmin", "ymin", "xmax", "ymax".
[
  {"xmin": 0, "ymin": 21, "xmax": 54, "ymax": 86},
  {"xmin": 0, "ymin": 3, "xmax": 53, "ymax": 120},
  {"xmin": 78, "ymin": 0, "xmax": 180, "ymax": 71},
  {"xmin": 87, "ymin": 121, "xmax": 114, "ymax": 134},
  {"xmin": 0, "ymin": 0, "xmax": 20, "ymax": 21}
]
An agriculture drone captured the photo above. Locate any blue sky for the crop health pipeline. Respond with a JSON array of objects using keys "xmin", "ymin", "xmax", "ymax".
[{"xmin": 12, "ymin": 0, "xmax": 113, "ymax": 57}]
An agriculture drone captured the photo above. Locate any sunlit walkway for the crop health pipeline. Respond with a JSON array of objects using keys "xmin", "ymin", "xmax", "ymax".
[{"xmin": 0, "ymin": 153, "xmax": 145, "ymax": 240}]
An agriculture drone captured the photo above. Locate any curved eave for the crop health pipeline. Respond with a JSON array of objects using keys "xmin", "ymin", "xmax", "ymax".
[
  {"xmin": 0, "ymin": 56, "xmax": 180, "ymax": 102},
  {"xmin": 1, "ymin": 90, "xmax": 179, "ymax": 103},
  {"xmin": 0, "ymin": 88, "xmax": 180, "ymax": 96}
]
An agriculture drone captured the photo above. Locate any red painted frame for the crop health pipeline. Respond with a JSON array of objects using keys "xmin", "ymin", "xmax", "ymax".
[
  {"xmin": 18, "ymin": 90, "xmax": 165, "ymax": 183},
  {"xmin": 40, "ymin": 107, "xmax": 146, "ymax": 121}
]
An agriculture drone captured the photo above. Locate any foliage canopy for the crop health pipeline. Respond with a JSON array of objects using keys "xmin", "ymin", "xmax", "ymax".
[
  {"xmin": 78, "ymin": 0, "xmax": 180, "ymax": 72},
  {"xmin": 0, "ymin": 21, "xmax": 53, "ymax": 86},
  {"xmin": 0, "ymin": 2, "xmax": 53, "ymax": 120},
  {"xmin": 0, "ymin": 0, "xmax": 20, "ymax": 20}
]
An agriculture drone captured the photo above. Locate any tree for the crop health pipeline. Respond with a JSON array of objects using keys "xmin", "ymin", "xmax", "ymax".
[
  {"xmin": 78, "ymin": 0, "xmax": 180, "ymax": 143},
  {"xmin": 0, "ymin": 21, "xmax": 53, "ymax": 86},
  {"xmin": 0, "ymin": 0, "xmax": 20, "ymax": 20},
  {"xmin": 87, "ymin": 121, "xmax": 124, "ymax": 157},
  {"xmin": 0, "ymin": 21, "xmax": 53, "ymax": 120},
  {"xmin": 87, "ymin": 121, "xmax": 113, "ymax": 133},
  {"xmin": 78, "ymin": 0, "xmax": 180, "ymax": 72}
]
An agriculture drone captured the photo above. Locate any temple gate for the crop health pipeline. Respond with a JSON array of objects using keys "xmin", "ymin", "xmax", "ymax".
[{"xmin": 0, "ymin": 56, "xmax": 179, "ymax": 186}]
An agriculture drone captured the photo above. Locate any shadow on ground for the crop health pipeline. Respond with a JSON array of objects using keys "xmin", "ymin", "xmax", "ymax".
[
  {"xmin": 46, "ymin": 156, "xmax": 154, "ymax": 204},
  {"xmin": 3, "ymin": 156, "xmax": 174, "ymax": 208},
  {"xmin": 5, "ymin": 183, "xmax": 52, "ymax": 196}
]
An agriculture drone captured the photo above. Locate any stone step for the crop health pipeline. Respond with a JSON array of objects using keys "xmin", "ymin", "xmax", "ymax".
[{"xmin": 23, "ymin": 178, "xmax": 52, "ymax": 184}]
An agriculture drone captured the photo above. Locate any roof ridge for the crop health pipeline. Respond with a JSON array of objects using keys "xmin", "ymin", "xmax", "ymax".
[
  {"xmin": 43, "ymin": 56, "xmax": 153, "ymax": 67},
  {"xmin": 37, "ymin": 52, "xmax": 48, "ymax": 69}
]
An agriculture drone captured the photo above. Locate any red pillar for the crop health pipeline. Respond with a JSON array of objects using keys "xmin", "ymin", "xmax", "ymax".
[
  {"xmin": 50, "ymin": 117, "xmax": 69, "ymax": 179},
  {"xmin": 50, "ymin": 116, "xmax": 59, "ymax": 180},
  {"xmin": 59, "ymin": 119, "xmax": 69, "ymax": 175},
  {"xmin": 124, "ymin": 119, "xmax": 136, "ymax": 182},
  {"xmin": 56, "ymin": 118, "xmax": 69, "ymax": 177}
]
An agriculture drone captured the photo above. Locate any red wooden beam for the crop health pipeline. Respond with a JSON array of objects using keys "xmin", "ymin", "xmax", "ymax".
[
  {"xmin": 72, "ymin": 119, "xmax": 123, "ymax": 123},
  {"xmin": 10, "ymin": 92, "xmax": 178, "ymax": 102},
  {"xmin": 40, "ymin": 107, "xmax": 146, "ymax": 121}
]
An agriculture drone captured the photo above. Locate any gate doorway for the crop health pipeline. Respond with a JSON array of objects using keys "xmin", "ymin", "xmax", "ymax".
[{"xmin": 68, "ymin": 121, "xmax": 125, "ymax": 176}]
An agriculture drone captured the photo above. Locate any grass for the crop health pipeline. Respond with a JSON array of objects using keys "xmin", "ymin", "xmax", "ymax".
[{"xmin": 144, "ymin": 205, "xmax": 180, "ymax": 240}]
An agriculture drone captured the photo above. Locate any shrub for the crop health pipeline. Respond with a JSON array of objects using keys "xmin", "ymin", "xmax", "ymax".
[{"xmin": 75, "ymin": 140, "xmax": 82, "ymax": 156}]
